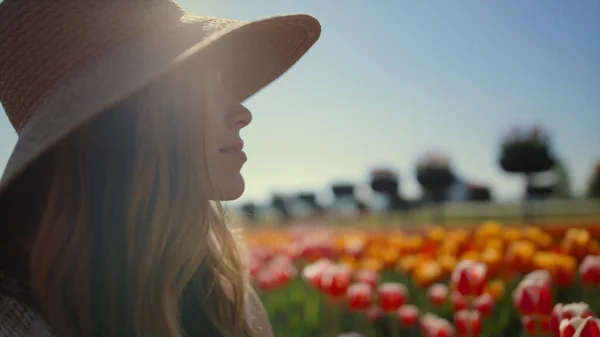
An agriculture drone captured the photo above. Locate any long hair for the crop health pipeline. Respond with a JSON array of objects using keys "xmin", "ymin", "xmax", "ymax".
[{"xmin": 0, "ymin": 66, "xmax": 252, "ymax": 337}]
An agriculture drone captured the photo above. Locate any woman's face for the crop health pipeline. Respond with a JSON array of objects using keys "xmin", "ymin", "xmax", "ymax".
[{"xmin": 203, "ymin": 68, "xmax": 253, "ymax": 201}]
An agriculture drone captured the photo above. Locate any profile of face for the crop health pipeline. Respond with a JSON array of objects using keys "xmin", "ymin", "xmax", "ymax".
[{"xmin": 203, "ymin": 68, "xmax": 253, "ymax": 201}]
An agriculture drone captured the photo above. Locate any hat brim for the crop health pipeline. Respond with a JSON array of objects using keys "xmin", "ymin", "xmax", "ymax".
[{"xmin": 0, "ymin": 14, "xmax": 321, "ymax": 197}]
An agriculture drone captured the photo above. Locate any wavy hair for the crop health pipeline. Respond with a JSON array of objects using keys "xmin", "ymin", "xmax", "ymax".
[{"xmin": 0, "ymin": 66, "xmax": 252, "ymax": 337}]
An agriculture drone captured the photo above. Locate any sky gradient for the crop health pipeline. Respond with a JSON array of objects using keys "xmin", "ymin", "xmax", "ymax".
[{"xmin": 1, "ymin": 0, "xmax": 599, "ymax": 205}]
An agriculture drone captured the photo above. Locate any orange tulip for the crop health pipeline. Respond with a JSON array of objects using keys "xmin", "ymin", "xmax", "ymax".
[
  {"xmin": 413, "ymin": 260, "xmax": 443, "ymax": 288},
  {"xmin": 387, "ymin": 234, "xmax": 404, "ymax": 250},
  {"xmin": 381, "ymin": 247, "xmax": 400, "ymax": 268},
  {"xmin": 401, "ymin": 235, "xmax": 425, "ymax": 254},
  {"xmin": 358, "ymin": 257, "xmax": 384, "ymax": 273},
  {"xmin": 397, "ymin": 255, "xmax": 419, "ymax": 274},
  {"xmin": 438, "ymin": 254, "xmax": 458, "ymax": 275},
  {"xmin": 533, "ymin": 252, "xmax": 555, "ymax": 272},
  {"xmin": 427, "ymin": 226, "xmax": 446, "ymax": 245},
  {"xmin": 479, "ymin": 247, "xmax": 503, "ymax": 276},
  {"xmin": 365, "ymin": 245, "xmax": 383, "ymax": 259},
  {"xmin": 554, "ymin": 254, "xmax": 577, "ymax": 286},
  {"xmin": 439, "ymin": 241, "xmax": 461, "ymax": 256},
  {"xmin": 461, "ymin": 250, "xmax": 480, "ymax": 262},
  {"xmin": 506, "ymin": 241, "xmax": 536, "ymax": 273},
  {"xmin": 339, "ymin": 254, "xmax": 358, "ymax": 270},
  {"xmin": 503, "ymin": 227, "xmax": 523, "ymax": 242},
  {"xmin": 484, "ymin": 279, "xmax": 505, "ymax": 302},
  {"xmin": 475, "ymin": 220, "xmax": 503, "ymax": 241},
  {"xmin": 562, "ymin": 228, "xmax": 593, "ymax": 261}
]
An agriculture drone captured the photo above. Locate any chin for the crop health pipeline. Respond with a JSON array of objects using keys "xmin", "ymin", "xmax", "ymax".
[{"xmin": 215, "ymin": 175, "xmax": 245, "ymax": 201}]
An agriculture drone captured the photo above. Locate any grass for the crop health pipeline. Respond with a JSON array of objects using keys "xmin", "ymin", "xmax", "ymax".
[{"xmin": 248, "ymin": 199, "xmax": 600, "ymax": 231}]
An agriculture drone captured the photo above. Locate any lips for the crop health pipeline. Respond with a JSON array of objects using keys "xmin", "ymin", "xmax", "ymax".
[{"xmin": 220, "ymin": 140, "xmax": 247, "ymax": 162}]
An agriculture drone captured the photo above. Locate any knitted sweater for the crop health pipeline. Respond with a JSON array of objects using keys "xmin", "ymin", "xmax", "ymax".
[{"xmin": 0, "ymin": 271, "xmax": 54, "ymax": 337}]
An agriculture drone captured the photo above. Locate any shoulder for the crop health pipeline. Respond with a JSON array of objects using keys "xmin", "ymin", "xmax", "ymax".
[
  {"xmin": 0, "ymin": 272, "xmax": 54, "ymax": 337},
  {"xmin": 245, "ymin": 287, "xmax": 273, "ymax": 337}
]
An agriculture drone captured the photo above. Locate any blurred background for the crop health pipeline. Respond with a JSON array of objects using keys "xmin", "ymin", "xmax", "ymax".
[{"xmin": 1, "ymin": 1, "xmax": 599, "ymax": 337}]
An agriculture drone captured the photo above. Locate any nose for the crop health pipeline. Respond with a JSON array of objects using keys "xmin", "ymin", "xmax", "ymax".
[{"xmin": 229, "ymin": 103, "xmax": 252, "ymax": 131}]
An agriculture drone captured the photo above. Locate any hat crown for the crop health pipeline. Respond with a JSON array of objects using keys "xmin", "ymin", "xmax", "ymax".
[{"xmin": 0, "ymin": 0, "xmax": 186, "ymax": 133}]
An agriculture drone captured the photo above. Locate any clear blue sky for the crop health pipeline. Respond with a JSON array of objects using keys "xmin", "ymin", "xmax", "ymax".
[{"xmin": 1, "ymin": 0, "xmax": 599, "ymax": 204}]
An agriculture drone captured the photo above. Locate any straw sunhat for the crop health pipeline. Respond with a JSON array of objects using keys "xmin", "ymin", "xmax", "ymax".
[{"xmin": 0, "ymin": 0, "xmax": 321, "ymax": 198}]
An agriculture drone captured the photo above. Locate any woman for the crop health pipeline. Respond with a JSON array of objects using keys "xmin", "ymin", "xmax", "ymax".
[{"xmin": 0, "ymin": 0, "xmax": 321, "ymax": 336}]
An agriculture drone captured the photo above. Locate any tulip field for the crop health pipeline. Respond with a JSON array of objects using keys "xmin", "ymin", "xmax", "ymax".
[{"xmin": 246, "ymin": 222, "xmax": 600, "ymax": 337}]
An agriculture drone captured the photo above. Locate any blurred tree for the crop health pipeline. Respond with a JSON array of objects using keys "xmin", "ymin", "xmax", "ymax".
[
  {"xmin": 240, "ymin": 202, "xmax": 257, "ymax": 222},
  {"xmin": 270, "ymin": 194, "xmax": 290, "ymax": 222},
  {"xmin": 370, "ymin": 168, "xmax": 408, "ymax": 212},
  {"xmin": 415, "ymin": 153, "xmax": 456, "ymax": 224},
  {"xmin": 586, "ymin": 160, "xmax": 600, "ymax": 199},
  {"xmin": 499, "ymin": 125, "xmax": 555, "ymax": 219},
  {"xmin": 297, "ymin": 192, "xmax": 324, "ymax": 215},
  {"xmin": 551, "ymin": 159, "xmax": 572, "ymax": 199},
  {"xmin": 467, "ymin": 183, "xmax": 492, "ymax": 202},
  {"xmin": 331, "ymin": 183, "xmax": 368, "ymax": 216}
]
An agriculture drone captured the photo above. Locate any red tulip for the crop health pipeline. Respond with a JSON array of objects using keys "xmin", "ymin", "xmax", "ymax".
[
  {"xmin": 513, "ymin": 272, "xmax": 554, "ymax": 316},
  {"xmin": 522, "ymin": 315, "xmax": 552, "ymax": 336},
  {"xmin": 337, "ymin": 333, "xmax": 364, "ymax": 337},
  {"xmin": 302, "ymin": 259, "xmax": 334, "ymax": 290},
  {"xmin": 301, "ymin": 236, "xmax": 333, "ymax": 261},
  {"xmin": 421, "ymin": 314, "xmax": 455, "ymax": 337},
  {"xmin": 541, "ymin": 316, "xmax": 552, "ymax": 334},
  {"xmin": 377, "ymin": 282, "xmax": 408, "ymax": 312},
  {"xmin": 524, "ymin": 270, "xmax": 553, "ymax": 286},
  {"xmin": 580, "ymin": 255, "xmax": 600, "ymax": 286},
  {"xmin": 428, "ymin": 283, "xmax": 449, "ymax": 307},
  {"xmin": 398, "ymin": 305, "xmax": 419, "ymax": 327},
  {"xmin": 344, "ymin": 238, "xmax": 366, "ymax": 259},
  {"xmin": 559, "ymin": 316, "xmax": 600, "ymax": 337},
  {"xmin": 365, "ymin": 306, "xmax": 384, "ymax": 322},
  {"xmin": 451, "ymin": 291, "xmax": 468, "ymax": 312},
  {"xmin": 252, "ymin": 246, "xmax": 275, "ymax": 262},
  {"xmin": 354, "ymin": 269, "xmax": 379, "ymax": 289},
  {"xmin": 346, "ymin": 283, "xmax": 373, "ymax": 311},
  {"xmin": 249, "ymin": 259, "xmax": 261, "ymax": 278},
  {"xmin": 270, "ymin": 255, "xmax": 297, "ymax": 285},
  {"xmin": 256, "ymin": 269, "xmax": 278, "ymax": 291},
  {"xmin": 271, "ymin": 265, "xmax": 296, "ymax": 287},
  {"xmin": 421, "ymin": 313, "xmax": 438, "ymax": 329},
  {"xmin": 451, "ymin": 260, "xmax": 488, "ymax": 297},
  {"xmin": 454, "ymin": 310, "xmax": 482, "ymax": 337},
  {"xmin": 521, "ymin": 316, "xmax": 537, "ymax": 336},
  {"xmin": 552, "ymin": 303, "xmax": 595, "ymax": 337},
  {"xmin": 281, "ymin": 242, "xmax": 302, "ymax": 260},
  {"xmin": 320, "ymin": 264, "xmax": 353, "ymax": 297},
  {"xmin": 472, "ymin": 293, "xmax": 495, "ymax": 316}
]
